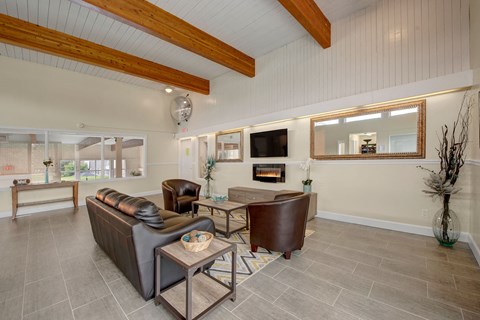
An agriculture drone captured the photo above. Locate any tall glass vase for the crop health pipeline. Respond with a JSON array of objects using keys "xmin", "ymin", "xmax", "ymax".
[
  {"xmin": 432, "ymin": 195, "xmax": 460, "ymax": 247},
  {"xmin": 44, "ymin": 168, "xmax": 49, "ymax": 184},
  {"xmin": 205, "ymin": 180, "xmax": 212, "ymax": 199}
]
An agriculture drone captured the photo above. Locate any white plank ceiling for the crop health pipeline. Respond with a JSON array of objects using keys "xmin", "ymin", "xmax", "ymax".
[{"xmin": 0, "ymin": 0, "xmax": 378, "ymax": 93}]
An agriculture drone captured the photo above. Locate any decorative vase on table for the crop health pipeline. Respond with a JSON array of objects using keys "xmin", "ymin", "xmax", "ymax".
[
  {"xmin": 44, "ymin": 168, "xmax": 49, "ymax": 184},
  {"xmin": 432, "ymin": 195, "xmax": 460, "ymax": 247},
  {"xmin": 303, "ymin": 184, "xmax": 312, "ymax": 193}
]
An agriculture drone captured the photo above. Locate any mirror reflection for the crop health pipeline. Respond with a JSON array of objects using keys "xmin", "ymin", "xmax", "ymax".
[
  {"xmin": 216, "ymin": 130, "xmax": 243, "ymax": 162},
  {"xmin": 311, "ymin": 100, "xmax": 425, "ymax": 160}
]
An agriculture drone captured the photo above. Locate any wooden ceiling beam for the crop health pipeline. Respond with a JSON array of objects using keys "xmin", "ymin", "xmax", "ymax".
[
  {"xmin": 77, "ymin": 137, "xmax": 101, "ymax": 150},
  {"xmin": 278, "ymin": 0, "xmax": 331, "ymax": 49},
  {"xmin": 0, "ymin": 13, "xmax": 210, "ymax": 94},
  {"xmin": 73, "ymin": 0, "xmax": 255, "ymax": 77}
]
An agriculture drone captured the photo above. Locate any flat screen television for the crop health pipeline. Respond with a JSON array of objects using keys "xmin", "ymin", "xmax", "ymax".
[{"xmin": 250, "ymin": 129, "xmax": 288, "ymax": 157}]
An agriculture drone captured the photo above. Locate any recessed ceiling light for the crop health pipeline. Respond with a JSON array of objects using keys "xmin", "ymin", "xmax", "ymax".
[{"xmin": 164, "ymin": 87, "xmax": 173, "ymax": 94}]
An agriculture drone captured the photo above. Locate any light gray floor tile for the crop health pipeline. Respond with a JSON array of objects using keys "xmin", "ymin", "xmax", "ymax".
[
  {"xmin": 0, "ymin": 295, "xmax": 23, "ymax": 320},
  {"xmin": 370, "ymin": 282, "xmax": 463, "ymax": 320},
  {"xmin": 275, "ymin": 254, "xmax": 314, "ymax": 272},
  {"xmin": 462, "ymin": 309, "xmax": 480, "ymax": 320},
  {"xmin": 95, "ymin": 258, "xmax": 124, "ymax": 283},
  {"xmin": 273, "ymin": 268, "xmax": 341, "ymax": 305},
  {"xmin": 428, "ymin": 282, "xmax": 480, "ymax": 314},
  {"xmin": 454, "ymin": 275, "xmax": 480, "ymax": 296},
  {"xmin": 25, "ymin": 251, "xmax": 62, "ymax": 284},
  {"xmin": 60, "ymin": 254, "xmax": 98, "ymax": 280},
  {"xmin": 23, "ymin": 274, "xmax": 68, "ymax": 316},
  {"xmin": 353, "ymin": 263, "xmax": 428, "ymax": 296},
  {"xmin": 427, "ymin": 259, "xmax": 480, "ymax": 281},
  {"xmin": 274, "ymin": 288, "xmax": 359, "ymax": 320},
  {"xmin": 73, "ymin": 295, "xmax": 127, "ymax": 320},
  {"xmin": 259, "ymin": 260, "xmax": 286, "ymax": 277},
  {"xmin": 66, "ymin": 271, "xmax": 111, "ymax": 309},
  {"xmin": 222, "ymin": 285, "xmax": 253, "ymax": 311},
  {"xmin": 307, "ymin": 262, "xmax": 373, "ymax": 296},
  {"xmin": 335, "ymin": 289, "xmax": 424, "ymax": 320},
  {"xmin": 0, "ymin": 205, "xmax": 478, "ymax": 320},
  {"xmin": 241, "ymin": 272, "xmax": 288, "ymax": 303},
  {"xmin": 232, "ymin": 294, "xmax": 299, "ymax": 320},
  {"xmin": 108, "ymin": 277, "xmax": 148, "ymax": 315},
  {"xmin": 381, "ymin": 258, "xmax": 455, "ymax": 287},
  {"xmin": 324, "ymin": 245, "xmax": 383, "ymax": 267},
  {"xmin": 203, "ymin": 306, "xmax": 240, "ymax": 320},
  {"xmin": 302, "ymin": 248, "xmax": 358, "ymax": 273},
  {"xmin": 0, "ymin": 271, "xmax": 25, "ymax": 302},
  {"xmin": 127, "ymin": 302, "xmax": 175, "ymax": 320},
  {"xmin": 23, "ymin": 300, "xmax": 74, "ymax": 320}
]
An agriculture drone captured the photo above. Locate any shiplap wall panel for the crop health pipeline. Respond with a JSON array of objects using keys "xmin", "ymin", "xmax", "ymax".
[{"xmin": 191, "ymin": 0, "xmax": 471, "ymax": 132}]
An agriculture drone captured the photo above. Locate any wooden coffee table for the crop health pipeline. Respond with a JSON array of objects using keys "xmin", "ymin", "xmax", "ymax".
[
  {"xmin": 155, "ymin": 238, "xmax": 236, "ymax": 320},
  {"xmin": 192, "ymin": 199, "xmax": 248, "ymax": 238}
]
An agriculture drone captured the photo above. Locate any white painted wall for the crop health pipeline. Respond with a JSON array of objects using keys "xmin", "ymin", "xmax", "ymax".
[
  {"xmin": 178, "ymin": 0, "xmax": 478, "ymax": 238},
  {"xmin": 184, "ymin": 0, "xmax": 470, "ymax": 134},
  {"xmin": 468, "ymin": 0, "xmax": 480, "ymax": 256},
  {"xmin": 0, "ymin": 56, "xmax": 178, "ymax": 217}
]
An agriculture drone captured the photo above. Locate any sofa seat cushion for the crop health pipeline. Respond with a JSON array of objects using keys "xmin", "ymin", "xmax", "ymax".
[
  {"xmin": 117, "ymin": 197, "xmax": 164, "ymax": 229},
  {"xmin": 160, "ymin": 210, "xmax": 181, "ymax": 220}
]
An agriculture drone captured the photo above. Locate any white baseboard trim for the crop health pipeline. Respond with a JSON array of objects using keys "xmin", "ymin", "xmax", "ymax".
[
  {"xmin": 132, "ymin": 189, "xmax": 163, "ymax": 197},
  {"xmin": 468, "ymin": 234, "xmax": 480, "ymax": 266},
  {"xmin": 0, "ymin": 199, "xmax": 87, "ymax": 220},
  {"xmin": 315, "ymin": 210, "xmax": 470, "ymax": 243},
  {"xmin": 0, "ymin": 189, "xmax": 163, "ymax": 220}
]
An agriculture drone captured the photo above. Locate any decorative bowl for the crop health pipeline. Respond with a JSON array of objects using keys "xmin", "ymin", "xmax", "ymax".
[
  {"xmin": 181, "ymin": 231, "xmax": 213, "ymax": 252},
  {"xmin": 211, "ymin": 194, "xmax": 228, "ymax": 203}
]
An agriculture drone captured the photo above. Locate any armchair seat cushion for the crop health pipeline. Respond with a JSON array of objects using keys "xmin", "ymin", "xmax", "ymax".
[{"xmin": 162, "ymin": 179, "xmax": 201, "ymax": 214}]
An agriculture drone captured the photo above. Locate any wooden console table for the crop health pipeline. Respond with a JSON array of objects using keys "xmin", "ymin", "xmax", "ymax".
[{"xmin": 11, "ymin": 181, "xmax": 79, "ymax": 220}]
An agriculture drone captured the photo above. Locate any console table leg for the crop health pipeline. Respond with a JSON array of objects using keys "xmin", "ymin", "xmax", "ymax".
[{"xmin": 11, "ymin": 188, "xmax": 18, "ymax": 220}]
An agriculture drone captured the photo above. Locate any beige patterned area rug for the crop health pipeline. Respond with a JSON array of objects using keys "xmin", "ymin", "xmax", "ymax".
[{"xmin": 198, "ymin": 209, "xmax": 314, "ymax": 285}]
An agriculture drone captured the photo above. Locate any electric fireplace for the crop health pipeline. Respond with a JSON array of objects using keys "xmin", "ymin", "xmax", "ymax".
[{"xmin": 252, "ymin": 164, "xmax": 285, "ymax": 183}]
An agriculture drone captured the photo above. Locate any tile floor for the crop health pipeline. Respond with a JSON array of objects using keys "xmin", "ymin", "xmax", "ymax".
[{"xmin": 1, "ymin": 195, "xmax": 479, "ymax": 320}]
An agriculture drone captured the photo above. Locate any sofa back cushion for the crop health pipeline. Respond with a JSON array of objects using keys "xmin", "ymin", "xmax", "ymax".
[
  {"xmin": 104, "ymin": 191, "xmax": 129, "ymax": 208},
  {"xmin": 96, "ymin": 188, "xmax": 117, "ymax": 201},
  {"xmin": 117, "ymin": 196, "xmax": 164, "ymax": 229}
]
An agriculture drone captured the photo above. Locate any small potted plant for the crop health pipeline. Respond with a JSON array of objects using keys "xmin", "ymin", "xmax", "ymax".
[
  {"xmin": 43, "ymin": 159, "xmax": 53, "ymax": 184},
  {"xmin": 300, "ymin": 158, "xmax": 313, "ymax": 193}
]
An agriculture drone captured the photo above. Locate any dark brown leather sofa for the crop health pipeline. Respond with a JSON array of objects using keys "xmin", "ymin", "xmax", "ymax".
[
  {"xmin": 162, "ymin": 179, "xmax": 201, "ymax": 214},
  {"xmin": 248, "ymin": 194, "xmax": 310, "ymax": 259},
  {"xmin": 86, "ymin": 188, "xmax": 215, "ymax": 300}
]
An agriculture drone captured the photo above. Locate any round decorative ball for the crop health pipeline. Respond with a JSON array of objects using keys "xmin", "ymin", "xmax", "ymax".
[
  {"xmin": 170, "ymin": 95, "xmax": 193, "ymax": 125},
  {"xmin": 181, "ymin": 231, "xmax": 213, "ymax": 252}
]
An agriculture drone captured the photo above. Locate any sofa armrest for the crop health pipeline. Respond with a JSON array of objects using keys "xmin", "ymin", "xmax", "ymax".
[
  {"xmin": 132, "ymin": 216, "xmax": 215, "ymax": 264},
  {"xmin": 132, "ymin": 216, "xmax": 215, "ymax": 298}
]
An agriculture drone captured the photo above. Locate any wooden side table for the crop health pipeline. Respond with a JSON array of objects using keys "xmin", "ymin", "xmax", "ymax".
[
  {"xmin": 155, "ymin": 238, "xmax": 236, "ymax": 320},
  {"xmin": 11, "ymin": 181, "xmax": 79, "ymax": 220}
]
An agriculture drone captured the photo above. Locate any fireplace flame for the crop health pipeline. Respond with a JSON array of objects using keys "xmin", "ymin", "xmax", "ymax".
[{"xmin": 256, "ymin": 168, "xmax": 281, "ymax": 178}]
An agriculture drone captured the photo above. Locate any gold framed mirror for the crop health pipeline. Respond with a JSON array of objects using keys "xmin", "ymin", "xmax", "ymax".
[
  {"xmin": 310, "ymin": 100, "xmax": 426, "ymax": 160},
  {"xmin": 216, "ymin": 129, "xmax": 243, "ymax": 162}
]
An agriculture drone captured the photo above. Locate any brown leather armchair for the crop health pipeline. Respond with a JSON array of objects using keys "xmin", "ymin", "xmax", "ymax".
[
  {"xmin": 248, "ymin": 194, "xmax": 310, "ymax": 259},
  {"xmin": 162, "ymin": 179, "xmax": 201, "ymax": 214}
]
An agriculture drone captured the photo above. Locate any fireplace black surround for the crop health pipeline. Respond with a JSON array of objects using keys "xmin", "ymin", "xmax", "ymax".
[{"xmin": 252, "ymin": 164, "xmax": 285, "ymax": 183}]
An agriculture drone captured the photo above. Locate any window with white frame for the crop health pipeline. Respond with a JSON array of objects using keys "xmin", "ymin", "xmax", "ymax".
[{"xmin": 0, "ymin": 130, "xmax": 145, "ymax": 187}]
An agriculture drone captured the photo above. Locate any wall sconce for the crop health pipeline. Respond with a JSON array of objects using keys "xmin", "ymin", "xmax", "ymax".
[{"xmin": 164, "ymin": 87, "xmax": 173, "ymax": 94}]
